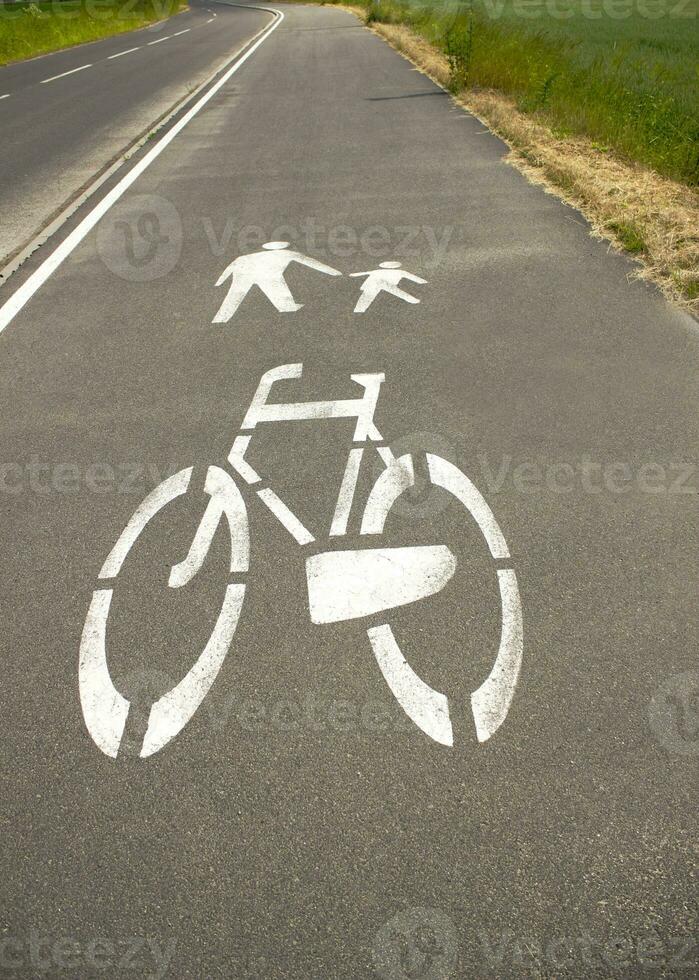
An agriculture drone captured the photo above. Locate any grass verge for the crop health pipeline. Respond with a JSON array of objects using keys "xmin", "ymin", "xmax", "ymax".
[
  {"xmin": 358, "ymin": 0, "xmax": 699, "ymax": 187},
  {"xmin": 0, "ymin": 0, "xmax": 186, "ymax": 65},
  {"xmin": 318, "ymin": 2, "xmax": 699, "ymax": 313}
]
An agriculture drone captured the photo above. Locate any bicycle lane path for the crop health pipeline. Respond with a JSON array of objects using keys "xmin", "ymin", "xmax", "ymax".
[{"xmin": 0, "ymin": 3, "xmax": 697, "ymax": 976}]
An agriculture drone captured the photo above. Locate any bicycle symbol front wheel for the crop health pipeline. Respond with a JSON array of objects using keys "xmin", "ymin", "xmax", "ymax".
[
  {"xmin": 306, "ymin": 453, "xmax": 523, "ymax": 746},
  {"xmin": 364, "ymin": 453, "xmax": 523, "ymax": 745}
]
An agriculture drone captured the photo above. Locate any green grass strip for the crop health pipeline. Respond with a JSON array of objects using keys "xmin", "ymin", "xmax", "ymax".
[{"xmin": 0, "ymin": 0, "xmax": 187, "ymax": 66}]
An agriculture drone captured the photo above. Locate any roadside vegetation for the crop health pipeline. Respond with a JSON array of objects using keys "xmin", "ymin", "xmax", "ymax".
[
  {"xmin": 0, "ymin": 0, "xmax": 186, "ymax": 65},
  {"xmin": 322, "ymin": 0, "xmax": 699, "ymax": 311},
  {"xmin": 358, "ymin": 0, "xmax": 699, "ymax": 186}
]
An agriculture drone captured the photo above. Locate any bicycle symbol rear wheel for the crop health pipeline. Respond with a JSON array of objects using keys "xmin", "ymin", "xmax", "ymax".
[{"xmin": 79, "ymin": 465, "xmax": 249, "ymax": 759}]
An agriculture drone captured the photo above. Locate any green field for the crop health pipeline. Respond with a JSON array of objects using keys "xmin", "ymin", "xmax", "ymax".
[
  {"xmin": 352, "ymin": 0, "xmax": 699, "ymax": 184},
  {"xmin": 0, "ymin": 0, "xmax": 185, "ymax": 66}
]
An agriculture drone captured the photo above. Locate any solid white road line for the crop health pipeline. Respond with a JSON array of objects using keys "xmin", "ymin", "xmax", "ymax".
[
  {"xmin": 108, "ymin": 47, "xmax": 141, "ymax": 60},
  {"xmin": 41, "ymin": 64, "xmax": 92, "ymax": 84},
  {"xmin": 0, "ymin": 6, "xmax": 283, "ymax": 336},
  {"xmin": 147, "ymin": 36, "xmax": 170, "ymax": 45}
]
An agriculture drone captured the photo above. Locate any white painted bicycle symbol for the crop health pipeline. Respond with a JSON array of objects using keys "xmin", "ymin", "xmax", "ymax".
[{"xmin": 80, "ymin": 364, "xmax": 523, "ymax": 759}]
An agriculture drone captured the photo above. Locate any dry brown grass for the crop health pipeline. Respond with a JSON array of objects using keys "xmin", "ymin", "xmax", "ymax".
[{"xmin": 338, "ymin": 11, "xmax": 699, "ymax": 317}]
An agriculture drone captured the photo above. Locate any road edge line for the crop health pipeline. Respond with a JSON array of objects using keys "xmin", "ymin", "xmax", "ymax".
[{"xmin": 0, "ymin": 4, "xmax": 284, "ymax": 337}]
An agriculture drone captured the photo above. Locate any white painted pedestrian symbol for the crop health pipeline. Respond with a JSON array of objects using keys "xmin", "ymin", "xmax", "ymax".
[
  {"xmin": 79, "ymin": 364, "xmax": 522, "ymax": 759},
  {"xmin": 350, "ymin": 261, "xmax": 427, "ymax": 313},
  {"xmin": 212, "ymin": 241, "xmax": 342, "ymax": 322}
]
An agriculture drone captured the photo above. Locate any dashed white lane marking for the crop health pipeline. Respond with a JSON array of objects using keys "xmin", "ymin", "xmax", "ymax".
[
  {"xmin": 41, "ymin": 64, "xmax": 92, "ymax": 84},
  {"xmin": 108, "ymin": 46, "xmax": 141, "ymax": 60},
  {"xmin": 0, "ymin": 5, "xmax": 284, "ymax": 335},
  {"xmin": 0, "ymin": 94, "xmax": 9, "ymax": 101},
  {"xmin": 147, "ymin": 36, "xmax": 170, "ymax": 45},
  {"xmin": 206, "ymin": 18, "xmax": 215, "ymax": 23},
  {"xmin": 172, "ymin": 28, "xmax": 191, "ymax": 36}
]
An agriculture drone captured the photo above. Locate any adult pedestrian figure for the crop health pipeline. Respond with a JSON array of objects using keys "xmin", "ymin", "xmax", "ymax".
[
  {"xmin": 350, "ymin": 261, "xmax": 427, "ymax": 313},
  {"xmin": 213, "ymin": 242, "xmax": 342, "ymax": 322}
]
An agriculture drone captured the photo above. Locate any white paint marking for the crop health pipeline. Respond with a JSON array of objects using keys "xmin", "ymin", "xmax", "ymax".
[
  {"xmin": 168, "ymin": 465, "xmax": 249, "ymax": 589},
  {"xmin": 206, "ymin": 17, "xmax": 215, "ymax": 22},
  {"xmin": 307, "ymin": 546, "xmax": 456, "ymax": 624},
  {"xmin": 471, "ymin": 569, "xmax": 523, "ymax": 742},
  {"xmin": 81, "ymin": 469, "xmax": 249, "ymax": 758},
  {"xmin": 257, "ymin": 488, "xmax": 314, "ymax": 545},
  {"xmin": 108, "ymin": 47, "xmax": 141, "ymax": 60},
  {"xmin": 228, "ymin": 435, "xmax": 261, "ymax": 484},
  {"xmin": 140, "ymin": 583, "xmax": 245, "ymax": 757},
  {"xmin": 376, "ymin": 445, "xmax": 395, "ymax": 467},
  {"xmin": 213, "ymin": 242, "xmax": 341, "ymax": 321},
  {"xmin": 0, "ymin": 6, "xmax": 283, "ymax": 336},
  {"xmin": 147, "ymin": 36, "xmax": 170, "ymax": 45},
  {"xmin": 368, "ymin": 624, "xmax": 453, "ymax": 746},
  {"xmin": 79, "ymin": 589, "xmax": 130, "ymax": 758},
  {"xmin": 99, "ymin": 468, "xmax": 192, "ymax": 579},
  {"xmin": 41, "ymin": 64, "xmax": 92, "ymax": 84},
  {"xmin": 427, "ymin": 453, "xmax": 510, "ymax": 559},
  {"xmin": 350, "ymin": 261, "xmax": 427, "ymax": 312},
  {"xmin": 361, "ymin": 455, "xmax": 415, "ymax": 534},
  {"xmin": 330, "ymin": 448, "xmax": 364, "ymax": 536},
  {"xmin": 0, "ymin": 94, "xmax": 10, "ymax": 101},
  {"xmin": 172, "ymin": 29, "xmax": 191, "ymax": 36},
  {"xmin": 240, "ymin": 363, "xmax": 385, "ymax": 443}
]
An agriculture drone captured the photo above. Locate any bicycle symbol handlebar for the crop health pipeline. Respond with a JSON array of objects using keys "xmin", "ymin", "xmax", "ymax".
[{"xmin": 239, "ymin": 363, "xmax": 386, "ymax": 442}]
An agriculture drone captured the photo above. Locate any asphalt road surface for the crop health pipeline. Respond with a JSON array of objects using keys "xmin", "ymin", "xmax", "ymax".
[
  {"xmin": 0, "ymin": 0, "xmax": 271, "ymax": 271},
  {"xmin": 0, "ymin": 3, "xmax": 697, "ymax": 978}
]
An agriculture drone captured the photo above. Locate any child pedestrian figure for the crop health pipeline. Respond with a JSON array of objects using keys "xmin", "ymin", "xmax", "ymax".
[{"xmin": 350, "ymin": 261, "xmax": 427, "ymax": 313}]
